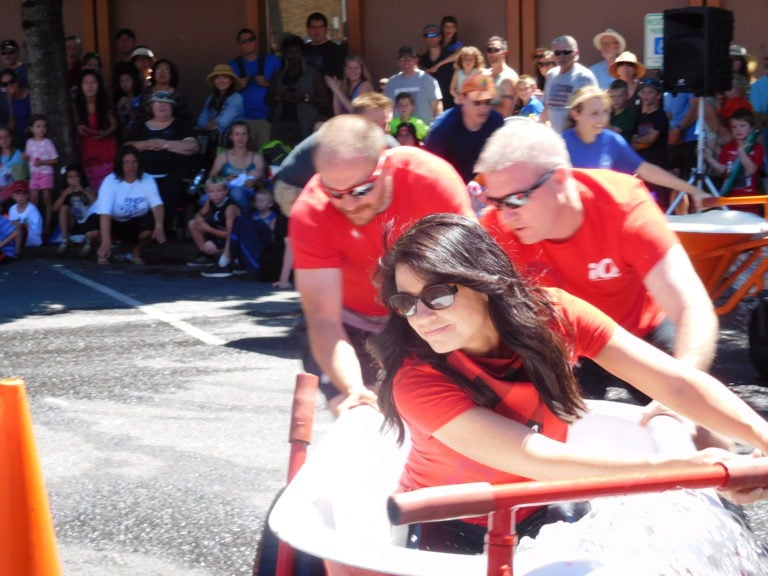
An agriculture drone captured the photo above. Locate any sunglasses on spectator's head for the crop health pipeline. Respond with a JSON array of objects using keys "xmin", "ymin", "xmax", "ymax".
[
  {"xmin": 486, "ymin": 47, "xmax": 502, "ymax": 54},
  {"xmin": 239, "ymin": 36, "xmax": 257, "ymax": 44},
  {"xmin": 423, "ymin": 32, "xmax": 440, "ymax": 39},
  {"xmin": 389, "ymin": 284, "xmax": 459, "ymax": 317},
  {"xmin": 0, "ymin": 80, "xmax": 15, "ymax": 87},
  {"xmin": 554, "ymin": 49, "xmax": 574, "ymax": 56},
  {"xmin": 484, "ymin": 170, "xmax": 555, "ymax": 210}
]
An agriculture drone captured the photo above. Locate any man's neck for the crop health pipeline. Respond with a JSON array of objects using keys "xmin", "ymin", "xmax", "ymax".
[
  {"xmin": 243, "ymin": 51, "xmax": 259, "ymax": 62},
  {"xmin": 641, "ymin": 102, "xmax": 659, "ymax": 114},
  {"xmin": 490, "ymin": 61, "xmax": 505, "ymax": 75},
  {"xmin": 401, "ymin": 68, "xmax": 416, "ymax": 78}
]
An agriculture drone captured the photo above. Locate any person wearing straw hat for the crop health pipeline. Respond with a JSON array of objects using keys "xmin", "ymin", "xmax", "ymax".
[
  {"xmin": 609, "ymin": 51, "xmax": 646, "ymax": 107},
  {"xmin": 197, "ymin": 64, "xmax": 244, "ymax": 136},
  {"xmin": 590, "ymin": 28, "xmax": 626, "ymax": 89}
]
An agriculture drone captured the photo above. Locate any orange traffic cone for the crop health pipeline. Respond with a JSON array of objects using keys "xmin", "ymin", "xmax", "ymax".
[{"xmin": 0, "ymin": 378, "xmax": 62, "ymax": 576}]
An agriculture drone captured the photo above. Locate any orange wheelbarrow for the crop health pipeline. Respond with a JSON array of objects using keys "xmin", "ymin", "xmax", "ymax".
[{"xmin": 667, "ymin": 196, "xmax": 768, "ymax": 377}]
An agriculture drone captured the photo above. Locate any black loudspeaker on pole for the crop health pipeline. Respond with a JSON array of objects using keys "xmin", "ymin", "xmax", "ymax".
[{"xmin": 663, "ymin": 6, "xmax": 733, "ymax": 95}]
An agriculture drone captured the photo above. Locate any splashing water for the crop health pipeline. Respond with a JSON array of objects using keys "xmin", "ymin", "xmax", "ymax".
[{"xmin": 516, "ymin": 490, "xmax": 768, "ymax": 575}]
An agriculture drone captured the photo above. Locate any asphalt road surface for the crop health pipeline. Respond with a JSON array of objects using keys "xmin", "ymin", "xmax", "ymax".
[{"xmin": 1, "ymin": 252, "xmax": 766, "ymax": 575}]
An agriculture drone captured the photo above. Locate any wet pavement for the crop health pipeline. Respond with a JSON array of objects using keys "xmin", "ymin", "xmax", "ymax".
[{"xmin": 1, "ymin": 249, "xmax": 767, "ymax": 574}]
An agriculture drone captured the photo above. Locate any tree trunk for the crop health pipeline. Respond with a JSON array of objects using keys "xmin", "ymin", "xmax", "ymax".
[{"xmin": 21, "ymin": 0, "xmax": 77, "ymax": 165}]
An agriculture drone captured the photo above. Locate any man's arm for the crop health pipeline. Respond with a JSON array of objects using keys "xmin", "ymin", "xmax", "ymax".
[
  {"xmin": 295, "ymin": 267, "xmax": 377, "ymax": 412},
  {"xmin": 643, "ymin": 244, "xmax": 718, "ymax": 370}
]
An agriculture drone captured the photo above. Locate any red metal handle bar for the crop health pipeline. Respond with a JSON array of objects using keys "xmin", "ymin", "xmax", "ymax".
[
  {"xmin": 276, "ymin": 373, "xmax": 319, "ymax": 576},
  {"xmin": 285, "ymin": 373, "xmax": 319, "ymax": 482},
  {"xmin": 389, "ymin": 458, "xmax": 768, "ymax": 526}
]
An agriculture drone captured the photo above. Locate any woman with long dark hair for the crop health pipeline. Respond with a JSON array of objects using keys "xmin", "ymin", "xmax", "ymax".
[
  {"xmin": 369, "ymin": 213, "xmax": 768, "ymax": 553},
  {"xmin": 73, "ymin": 69, "xmax": 118, "ymax": 190}
]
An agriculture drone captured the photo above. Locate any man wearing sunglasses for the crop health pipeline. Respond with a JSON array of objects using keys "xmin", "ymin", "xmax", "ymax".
[
  {"xmin": 485, "ymin": 36, "xmax": 518, "ymax": 118},
  {"xmin": 476, "ymin": 119, "xmax": 717, "ymax": 404},
  {"xmin": 290, "ymin": 114, "xmax": 475, "ymax": 414},
  {"xmin": 424, "ymin": 73, "xmax": 504, "ymax": 183},
  {"xmin": 540, "ymin": 35, "xmax": 597, "ymax": 134},
  {"xmin": 229, "ymin": 28, "xmax": 281, "ymax": 149}
]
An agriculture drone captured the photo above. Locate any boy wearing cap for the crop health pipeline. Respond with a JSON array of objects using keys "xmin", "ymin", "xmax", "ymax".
[
  {"xmin": 7, "ymin": 181, "xmax": 42, "ymax": 255},
  {"xmin": 384, "ymin": 46, "xmax": 442, "ymax": 124},
  {"xmin": 424, "ymin": 74, "xmax": 504, "ymax": 183},
  {"xmin": 589, "ymin": 29, "xmax": 626, "ymax": 89},
  {"xmin": 419, "ymin": 24, "xmax": 455, "ymax": 109}
]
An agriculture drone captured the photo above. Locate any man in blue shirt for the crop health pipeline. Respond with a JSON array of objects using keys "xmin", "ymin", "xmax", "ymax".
[
  {"xmin": 425, "ymin": 74, "xmax": 504, "ymax": 183},
  {"xmin": 229, "ymin": 28, "xmax": 281, "ymax": 148}
]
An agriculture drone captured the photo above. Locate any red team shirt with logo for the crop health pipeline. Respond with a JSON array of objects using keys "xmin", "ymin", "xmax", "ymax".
[
  {"xmin": 482, "ymin": 169, "xmax": 678, "ymax": 338},
  {"xmin": 290, "ymin": 146, "xmax": 475, "ymax": 317}
]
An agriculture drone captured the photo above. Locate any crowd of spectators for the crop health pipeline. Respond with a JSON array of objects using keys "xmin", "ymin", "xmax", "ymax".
[{"xmin": 0, "ymin": 16, "xmax": 766, "ymax": 274}]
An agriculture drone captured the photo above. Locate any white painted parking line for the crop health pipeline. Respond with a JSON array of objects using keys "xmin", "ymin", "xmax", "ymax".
[{"xmin": 52, "ymin": 266, "xmax": 226, "ymax": 346}]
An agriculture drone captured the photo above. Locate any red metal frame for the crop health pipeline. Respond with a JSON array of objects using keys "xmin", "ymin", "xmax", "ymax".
[
  {"xmin": 390, "ymin": 458, "xmax": 768, "ymax": 576},
  {"xmin": 275, "ymin": 373, "xmax": 319, "ymax": 576}
]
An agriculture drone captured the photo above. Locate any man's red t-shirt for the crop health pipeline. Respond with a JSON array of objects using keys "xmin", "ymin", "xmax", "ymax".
[
  {"xmin": 482, "ymin": 169, "xmax": 677, "ymax": 338},
  {"xmin": 290, "ymin": 146, "xmax": 475, "ymax": 317}
]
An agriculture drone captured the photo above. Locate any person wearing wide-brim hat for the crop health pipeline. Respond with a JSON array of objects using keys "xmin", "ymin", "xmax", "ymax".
[
  {"xmin": 589, "ymin": 28, "xmax": 626, "ymax": 89},
  {"xmin": 609, "ymin": 51, "xmax": 646, "ymax": 105},
  {"xmin": 197, "ymin": 64, "xmax": 245, "ymax": 137}
]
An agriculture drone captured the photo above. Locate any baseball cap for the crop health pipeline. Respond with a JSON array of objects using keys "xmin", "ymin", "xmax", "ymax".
[
  {"xmin": 423, "ymin": 24, "xmax": 440, "ymax": 38},
  {"xmin": 638, "ymin": 78, "xmax": 664, "ymax": 93},
  {"xmin": 461, "ymin": 74, "xmax": 497, "ymax": 100},
  {"xmin": 8, "ymin": 180, "xmax": 29, "ymax": 194},
  {"xmin": 1, "ymin": 39, "xmax": 19, "ymax": 53},
  {"xmin": 397, "ymin": 46, "xmax": 415, "ymax": 59}
]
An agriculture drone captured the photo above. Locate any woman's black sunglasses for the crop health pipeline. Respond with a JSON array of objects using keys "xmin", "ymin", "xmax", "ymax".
[{"xmin": 389, "ymin": 284, "xmax": 458, "ymax": 317}]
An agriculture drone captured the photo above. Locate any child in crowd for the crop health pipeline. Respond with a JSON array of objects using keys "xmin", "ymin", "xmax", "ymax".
[
  {"xmin": 114, "ymin": 63, "xmax": 144, "ymax": 137},
  {"xmin": 394, "ymin": 122, "xmax": 420, "ymax": 147},
  {"xmin": 0, "ymin": 212, "xmax": 19, "ymax": 262},
  {"xmin": 52, "ymin": 164, "xmax": 97, "ymax": 256},
  {"xmin": 390, "ymin": 92, "xmax": 429, "ymax": 142},
  {"xmin": 608, "ymin": 79, "xmax": 636, "ymax": 144},
  {"xmin": 515, "ymin": 75, "xmax": 544, "ymax": 120},
  {"xmin": 717, "ymin": 74, "xmax": 753, "ymax": 123},
  {"xmin": 202, "ymin": 188, "xmax": 289, "ymax": 284},
  {"xmin": 705, "ymin": 107, "xmax": 765, "ymax": 215},
  {"xmin": 632, "ymin": 78, "xmax": 668, "ymax": 206},
  {"xmin": 7, "ymin": 180, "xmax": 43, "ymax": 255},
  {"xmin": 449, "ymin": 46, "xmax": 486, "ymax": 101},
  {"xmin": 0, "ymin": 123, "xmax": 27, "ymax": 210},
  {"xmin": 22, "ymin": 115, "xmax": 58, "ymax": 236},
  {"xmin": 186, "ymin": 176, "xmax": 240, "ymax": 267}
]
